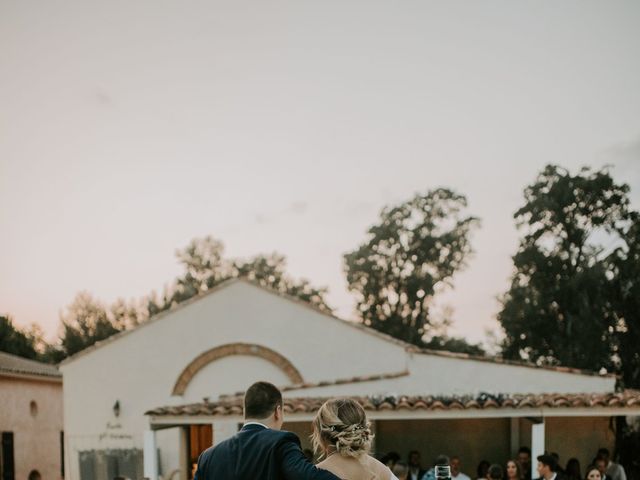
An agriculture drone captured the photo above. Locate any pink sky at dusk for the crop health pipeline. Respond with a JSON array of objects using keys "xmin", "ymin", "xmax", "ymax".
[{"xmin": 1, "ymin": 0, "xmax": 639, "ymax": 346}]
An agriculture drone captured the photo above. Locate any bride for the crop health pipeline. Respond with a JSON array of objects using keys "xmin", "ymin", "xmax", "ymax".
[{"xmin": 311, "ymin": 398, "xmax": 399, "ymax": 480}]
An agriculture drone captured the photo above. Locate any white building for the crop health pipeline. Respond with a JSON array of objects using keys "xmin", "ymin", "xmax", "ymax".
[{"xmin": 60, "ymin": 279, "xmax": 640, "ymax": 480}]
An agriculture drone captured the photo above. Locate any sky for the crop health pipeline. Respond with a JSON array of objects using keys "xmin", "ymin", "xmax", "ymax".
[{"xmin": 1, "ymin": 0, "xmax": 639, "ymax": 346}]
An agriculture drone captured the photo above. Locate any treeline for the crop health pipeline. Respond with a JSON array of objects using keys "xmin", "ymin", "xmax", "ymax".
[{"xmin": 2, "ymin": 164, "xmax": 639, "ymax": 390}]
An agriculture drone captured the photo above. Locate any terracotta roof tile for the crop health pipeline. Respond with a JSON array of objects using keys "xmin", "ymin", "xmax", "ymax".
[
  {"xmin": 0, "ymin": 351, "xmax": 61, "ymax": 379},
  {"xmin": 146, "ymin": 391, "xmax": 640, "ymax": 417}
]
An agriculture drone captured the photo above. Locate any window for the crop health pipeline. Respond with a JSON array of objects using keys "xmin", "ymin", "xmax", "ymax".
[
  {"xmin": 60, "ymin": 431, "xmax": 65, "ymax": 478},
  {"xmin": 1, "ymin": 432, "xmax": 15, "ymax": 480}
]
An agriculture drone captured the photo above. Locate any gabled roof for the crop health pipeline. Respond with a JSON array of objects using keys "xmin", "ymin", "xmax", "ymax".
[
  {"xmin": 60, "ymin": 277, "xmax": 408, "ymax": 366},
  {"xmin": 59, "ymin": 277, "xmax": 615, "ymax": 380},
  {"xmin": 0, "ymin": 351, "xmax": 61, "ymax": 379}
]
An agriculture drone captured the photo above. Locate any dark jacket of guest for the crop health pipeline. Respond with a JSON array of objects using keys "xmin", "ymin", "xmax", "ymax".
[{"xmin": 195, "ymin": 423, "xmax": 340, "ymax": 480}]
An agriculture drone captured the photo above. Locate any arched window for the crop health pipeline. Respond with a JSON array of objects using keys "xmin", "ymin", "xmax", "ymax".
[
  {"xmin": 28, "ymin": 470, "xmax": 41, "ymax": 480},
  {"xmin": 29, "ymin": 400, "xmax": 38, "ymax": 417}
]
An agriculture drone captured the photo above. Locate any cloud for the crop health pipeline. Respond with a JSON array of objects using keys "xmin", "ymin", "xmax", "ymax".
[
  {"xmin": 289, "ymin": 201, "xmax": 308, "ymax": 215},
  {"xmin": 93, "ymin": 87, "xmax": 114, "ymax": 107}
]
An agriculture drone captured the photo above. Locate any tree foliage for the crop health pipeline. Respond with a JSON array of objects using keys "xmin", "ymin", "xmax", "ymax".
[
  {"xmin": 499, "ymin": 165, "xmax": 639, "ymax": 386},
  {"xmin": 43, "ymin": 293, "xmax": 122, "ymax": 362},
  {"xmin": 48, "ymin": 236, "xmax": 332, "ymax": 361},
  {"xmin": 148, "ymin": 236, "xmax": 333, "ymax": 314},
  {"xmin": 344, "ymin": 188, "xmax": 480, "ymax": 346},
  {"xmin": 0, "ymin": 315, "xmax": 39, "ymax": 359},
  {"xmin": 610, "ymin": 210, "xmax": 640, "ymax": 387}
]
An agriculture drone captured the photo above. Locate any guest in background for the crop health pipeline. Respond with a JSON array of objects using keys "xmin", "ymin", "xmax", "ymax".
[
  {"xmin": 488, "ymin": 464, "xmax": 504, "ymax": 480},
  {"xmin": 393, "ymin": 462, "xmax": 409, "ymax": 480},
  {"xmin": 585, "ymin": 466, "xmax": 602, "ymax": 480},
  {"xmin": 408, "ymin": 451, "xmax": 427, "ymax": 480},
  {"xmin": 382, "ymin": 452, "xmax": 402, "ymax": 470},
  {"xmin": 551, "ymin": 454, "xmax": 565, "ymax": 476},
  {"xmin": 536, "ymin": 454, "xmax": 558, "ymax": 480},
  {"xmin": 594, "ymin": 458, "xmax": 608, "ymax": 480},
  {"xmin": 596, "ymin": 448, "xmax": 627, "ymax": 480},
  {"xmin": 518, "ymin": 448, "xmax": 532, "ymax": 480},
  {"xmin": 451, "ymin": 456, "xmax": 472, "ymax": 480},
  {"xmin": 506, "ymin": 460, "xmax": 523, "ymax": 480},
  {"xmin": 477, "ymin": 461, "xmax": 491, "ymax": 480},
  {"xmin": 565, "ymin": 458, "xmax": 581, "ymax": 480},
  {"xmin": 422, "ymin": 455, "xmax": 450, "ymax": 480}
]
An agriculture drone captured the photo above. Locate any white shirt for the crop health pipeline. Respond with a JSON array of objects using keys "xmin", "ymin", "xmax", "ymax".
[
  {"xmin": 243, "ymin": 421, "xmax": 269, "ymax": 429},
  {"xmin": 453, "ymin": 473, "xmax": 472, "ymax": 480}
]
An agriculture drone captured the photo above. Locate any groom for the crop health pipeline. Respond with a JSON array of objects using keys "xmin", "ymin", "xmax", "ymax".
[{"xmin": 195, "ymin": 381, "xmax": 340, "ymax": 480}]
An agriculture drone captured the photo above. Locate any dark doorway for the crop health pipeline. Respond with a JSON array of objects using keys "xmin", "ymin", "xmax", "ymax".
[
  {"xmin": 1, "ymin": 432, "xmax": 15, "ymax": 480},
  {"xmin": 188, "ymin": 425, "xmax": 212, "ymax": 479}
]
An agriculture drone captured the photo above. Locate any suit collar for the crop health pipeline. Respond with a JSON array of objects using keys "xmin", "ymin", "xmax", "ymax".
[{"xmin": 242, "ymin": 422, "xmax": 269, "ymax": 431}]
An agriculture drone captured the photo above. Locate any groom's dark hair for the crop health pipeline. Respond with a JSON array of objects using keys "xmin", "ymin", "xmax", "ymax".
[{"xmin": 244, "ymin": 381, "xmax": 283, "ymax": 419}]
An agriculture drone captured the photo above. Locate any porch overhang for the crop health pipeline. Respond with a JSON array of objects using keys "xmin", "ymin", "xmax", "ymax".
[{"xmin": 145, "ymin": 390, "xmax": 640, "ymax": 429}]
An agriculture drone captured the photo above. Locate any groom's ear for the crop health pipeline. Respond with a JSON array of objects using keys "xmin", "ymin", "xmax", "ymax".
[{"xmin": 274, "ymin": 403, "xmax": 283, "ymax": 422}]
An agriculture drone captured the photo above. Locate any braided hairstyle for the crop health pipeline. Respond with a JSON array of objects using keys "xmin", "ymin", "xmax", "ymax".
[{"xmin": 311, "ymin": 398, "xmax": 373, "ymax": 458}]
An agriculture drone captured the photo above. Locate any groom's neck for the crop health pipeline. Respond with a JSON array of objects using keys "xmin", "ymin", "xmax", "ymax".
[{"xmin": 244, "ymin": 417, "xmax": 279, "ymax": 430}]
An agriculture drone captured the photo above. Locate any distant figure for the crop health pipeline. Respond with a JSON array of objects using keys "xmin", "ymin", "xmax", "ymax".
[
  {"xmin": 451, "ymin": 456, "xmax": 472, "ymax": 480},
  {"xmin": 596, "ymin": 448, "xmax": 627, "ymax": 480},
  {"xmin": 408, "ymin": 451, "xmax": 428, "ymax": 480},
  {"xmin": 536, "ymin": 454, "xmax": 558, "ymax": 480},
  {"xmin": 594, "ymin": 457, "xmax": 608, "ymax": 480},
  {"xmin": 312, "ymin": 398, "xmax": 398, "ymax": 480},
  {"xmin": 393, "ymin": 461, "xmax": 409, "ymax": 480},
  {"xmin": 382, "ymin": 452, "xmax": 402, "ymax": 469},
  {"xmin": 488, "ymin": 464, "xmax": 504, "ymax": 480},
  {"xmin": 585, "ymin": 466, "xmax": 603, "ymax": 480},
  {"xmin": 565, "ymin": 458, "xmax": 582, "ymax": 480},
  {"xmin": 518, "ymin": 448, "xmax": 532, "ymax": 480},
  {"xmin": 551, "ymin": 454, "xmax": 565, "ymax": 475},
  {"xmin": 194, "ymin": 381, "xmax": 339, "ymax": 480},
  {"xmin": 506, "ymin": 459, "xmax": 524, "ymax": 480},
  {"xmin": 422, "ymin": 455, "xmax": 450, "ymax": 480},
  {"xmin": 477, "ymin": 461, "xmax": 491, "ymax": 480}
]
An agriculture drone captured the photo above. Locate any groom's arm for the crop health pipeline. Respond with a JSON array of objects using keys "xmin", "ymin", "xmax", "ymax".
[{"xmin": 277, "ymin": 434, "xmax": 341, "ymax": 480}]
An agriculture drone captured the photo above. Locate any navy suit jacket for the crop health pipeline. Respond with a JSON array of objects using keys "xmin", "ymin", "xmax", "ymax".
[{"xmin": 195, "ymin": 423, "xmax": 341, "ymax": 480}]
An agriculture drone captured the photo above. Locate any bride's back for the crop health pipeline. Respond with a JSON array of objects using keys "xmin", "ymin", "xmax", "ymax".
[
  {"xmin": 311, "ymin": 398, "xmax": 396, "ymax": 480},
  {"xmin": 317, "ymin": 452, "xmax": 394, "ymax": 480}
]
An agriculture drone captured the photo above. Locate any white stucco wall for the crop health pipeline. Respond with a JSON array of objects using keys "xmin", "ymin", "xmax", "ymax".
[
  {"xmin": 0, "ymin": 375, "xmax": 63, "ymax": 480},
  {"xmin": 60, "ymin": 280, "xmax": 407, "ymax": 479},
  {"xmin": 286, "ymin": 353, "xmax": 614, "ymax": 398},
  {"xmin": 59, "ymin": 280, "xmax": 616, "ymax": 479},
  {"xmin": 185, "ymin": 355, "xmax": 292, "ymax": 400}
]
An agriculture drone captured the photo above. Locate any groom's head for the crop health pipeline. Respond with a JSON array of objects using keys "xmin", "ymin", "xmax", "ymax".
[{"xmin": 244, "ymin": 381, "xmax": 284, "ymax": 429}]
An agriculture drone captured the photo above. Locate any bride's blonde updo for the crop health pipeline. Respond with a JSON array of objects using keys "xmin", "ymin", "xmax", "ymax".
[{"xmin": 311, "ymin": 398, "xmax": 373, "ymax": 459}]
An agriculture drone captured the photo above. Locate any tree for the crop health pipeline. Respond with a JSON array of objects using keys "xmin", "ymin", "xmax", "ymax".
[
  {"xmin": 344, "ymin": 188, "xmax": 480, "ymax": 346},
  {"xmin": 0, "ymin": 315, "xmax": 39, "ymax": 359},
  {"xmin": 50, "ymin": 236, "xmax": 334, "ymax": 361},
  {"xmin": 236, "ymin": 253, "xmax": 332, "ymax": 313},
  {"xmin": 47, "ymin": 292, "xmax": 123, "ymax": 362},
  {"xmin": 498, "ymin": 165, "xmax": 636, "ymax": 378},
  {"xmin": 610, "ymin": 210, "xmax": 640, "ymax": 388},
  {"xmin": 153, "ymin": 236, "xmax": 333, "ymax": 313}
]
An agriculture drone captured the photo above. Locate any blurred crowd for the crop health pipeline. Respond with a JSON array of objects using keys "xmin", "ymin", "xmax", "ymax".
[{"xmin": 377, "ymin": 447, "xmax": 627, "ymax": 480}]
